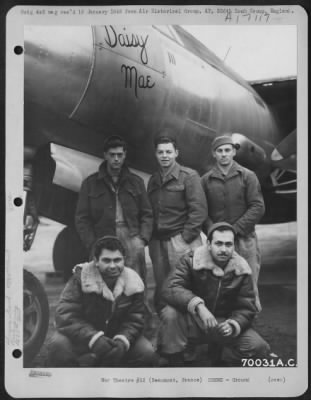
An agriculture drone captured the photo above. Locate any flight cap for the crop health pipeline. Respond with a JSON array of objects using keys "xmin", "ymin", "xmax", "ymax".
[
  {"xmin": 212, "ymin": 135, "xmax": 235, "ymax": 151},
  {"xmin": 207, "ymin": 222, "xmax": 236, "ymax": 241}
]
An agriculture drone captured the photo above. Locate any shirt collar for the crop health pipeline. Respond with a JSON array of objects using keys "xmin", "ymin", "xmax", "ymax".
[
  {"xmin": 161, "ymin": 162, "xmax": 180, "ymax": 182},
  {"xmin": 211, "ymin": 161, "xmax": 242, "ymax": 178},
  {"xmin": 97, "ymin": 161, "xmax": 129, "ymax": 182}
]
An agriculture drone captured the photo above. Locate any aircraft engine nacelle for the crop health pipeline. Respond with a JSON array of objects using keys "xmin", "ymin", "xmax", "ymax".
[{"xmin": 232, "ymin": 133, "xmax": 267, "ymax": 172}]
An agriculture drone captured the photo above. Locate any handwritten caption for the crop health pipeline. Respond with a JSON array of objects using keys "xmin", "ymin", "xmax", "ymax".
[
  {"xmin": 19, "ymin": 7, "xmax": 295, "ymax": 23},
  {"xmin": 5, "ymin": 296, "xmax": 21, "ymax": 346}
]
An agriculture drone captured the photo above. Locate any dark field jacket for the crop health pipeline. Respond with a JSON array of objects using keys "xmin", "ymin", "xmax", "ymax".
[
  {"xmin": 75, "ymin": 162, "xmax": 153, "ymax": 250},
  {"xmin": 55, "ymin": 262, "xmax": 145, "ymax": 350},
  {"xmin": 201, "ymin": 161, "xmax": 265, "ymax": 236},
  {"xmin": 163, "ymin": 245, "xmax": 257, "ymax": 336},
  {"xmin": 147, "ymin": 162, "xmax": 207, "ymax": 243}
]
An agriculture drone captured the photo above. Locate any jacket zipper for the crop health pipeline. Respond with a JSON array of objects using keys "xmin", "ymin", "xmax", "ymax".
[
  {"xmin": 212, "ymin": 278, "xmax": 222, "ymax": 314},
  {"xmin": 105, "ymin": 300, "xmax": 116, "ymax": 326}
]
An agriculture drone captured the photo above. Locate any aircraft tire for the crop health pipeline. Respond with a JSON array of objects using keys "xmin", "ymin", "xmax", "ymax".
[
  {"xmin": 52, "ymin": 226, "xmax": 88, "ymax": 281},
  {"xmin": 23, "ymin": 269, "xmax": 49, "ymax": 366}
]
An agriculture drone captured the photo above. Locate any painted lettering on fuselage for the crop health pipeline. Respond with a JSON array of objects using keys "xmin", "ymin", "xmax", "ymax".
[
  {"xmin": 104, "ymin": 25, "xmax": 149, "ymax": 65},
  {"xmin": 121, "ymin": 65, "xmax": 155, "ymax": 99},
  {"xmin": 101, "ymin": 26, "xmax": 155, "ymax": 99}
]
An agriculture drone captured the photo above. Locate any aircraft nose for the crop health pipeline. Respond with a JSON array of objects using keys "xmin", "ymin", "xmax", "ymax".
[{"xmin": 24, "ymin": 26, "xmax": 94, "ymax": 117}]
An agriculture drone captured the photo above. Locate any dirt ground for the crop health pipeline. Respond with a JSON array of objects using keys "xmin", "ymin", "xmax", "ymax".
[{"xmin": 24, "ymin": 219, "xmax": 297, "ymax": 368}]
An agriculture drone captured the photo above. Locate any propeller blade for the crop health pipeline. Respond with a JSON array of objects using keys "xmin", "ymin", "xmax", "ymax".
[{"xmin": 271, "ymin": 129, "xmax": 296, "ymax": 171}]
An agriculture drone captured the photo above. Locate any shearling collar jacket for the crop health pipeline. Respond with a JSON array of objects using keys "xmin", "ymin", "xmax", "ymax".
[
  {"xmin": 76, "ymin": 261, "xmax": 144, "ymax": 301},
  {"xmin": 55, "ymin": 262, "xmax": 145, "ymax": 349},
  {"xmin": 163, "ymin": 244, "xmax": 257, "ymax": 334},
  {"xmin": 192, "ymin": 244, "xmax": 252, "ymax": 276}
]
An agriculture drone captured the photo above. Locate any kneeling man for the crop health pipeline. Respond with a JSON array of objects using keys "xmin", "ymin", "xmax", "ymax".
[
  {"xmin": 48, "ymin": 236, "xmax": 156, "ymax": 367},
  {"xmin": 159, "ymin": 222, "xmax": 270, "ymax": 366}
]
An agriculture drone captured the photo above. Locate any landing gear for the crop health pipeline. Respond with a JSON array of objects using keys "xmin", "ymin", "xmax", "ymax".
[
  {"xmin": 53, "ymin": 227, "xmax": 88, "ymax": 281},
  {"xmin": 270, "ymin": 168, "xmax": 296, "ymax": 196},
  {"xmin": 23, "ymin": 269, "xmax": 49, "ymax": 366}
]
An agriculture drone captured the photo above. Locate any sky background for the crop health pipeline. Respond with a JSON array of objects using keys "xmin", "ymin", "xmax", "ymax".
[{"xmin": 183, "ymin": 25, "xmax": 297, "ymax": 81}]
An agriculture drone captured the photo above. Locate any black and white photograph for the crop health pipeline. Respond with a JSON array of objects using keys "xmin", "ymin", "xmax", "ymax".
[{"xmin": 5, "ymin": 4, "xmax": 308, "ymax": 398}]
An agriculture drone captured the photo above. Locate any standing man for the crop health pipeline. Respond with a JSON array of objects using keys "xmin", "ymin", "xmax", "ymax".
[
  {"xmin": 201, "ymin": 135, "xmax": 265, "ymax": 311},
  {"xmin": 158, "ymin": 223, "xmax": 270, "ymax": 366},
  {"xmin": 147, "ymin": 131, "xmax": 207, "ymax": 311},
  {"xmin": 75, "ymin": 135, "xmax": 153, "ymax": 282}
]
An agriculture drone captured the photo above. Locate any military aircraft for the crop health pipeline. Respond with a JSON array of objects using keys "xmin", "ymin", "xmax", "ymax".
[{"xmin": 22, "ymin": 25, "xmax": 296, "ymax": 362}]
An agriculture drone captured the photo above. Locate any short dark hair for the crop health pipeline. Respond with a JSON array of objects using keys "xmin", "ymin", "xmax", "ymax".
[
  {"xmin": 154, "ymin": 128, "xmax": 177, "ymax": 150},
  {"xmin": 103, "ymin": 135, "xmax": 127, "ymax": 153},
  {"xmin": 208, "ymin": 226, "xmax": 235, "ymax": 242},
  {"xmin": 93, "ymin": 236, "xmax": 126, "ymax": 260}
]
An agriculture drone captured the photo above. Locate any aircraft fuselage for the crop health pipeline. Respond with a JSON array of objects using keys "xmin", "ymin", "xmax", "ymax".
[{"xmin": 24, "ymin": 25, "xmax": 295, "ymax": 224}]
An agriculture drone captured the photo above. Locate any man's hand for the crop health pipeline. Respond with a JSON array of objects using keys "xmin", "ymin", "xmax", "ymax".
[
  {"xmin": 196, "ymin": 304, "xmax": 218, "ymax": 332},
  {"xmin": 217, "ymin": 321, "xmax": 233, "ymax": 337},
  {"xmin": 108, "ymin": 339, "xmax": 127, "ymax": 365},
  {"xmin": 91, "ymin": 336, "xmax": 116, "ymax": 359},
  {"xmin": 133, "ymin": 236, "xmax": 146, "ymax": 248}
]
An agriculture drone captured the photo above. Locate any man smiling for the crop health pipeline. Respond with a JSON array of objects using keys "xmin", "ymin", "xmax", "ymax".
[
  {"xmin": 158, "ymin": 222, "xmax": 270, "ymax": 367},
  {"xmin": 147, "ymin": 130, "xmax": 207, "ymax": 312},
  {"xmin": 47, "ymin": 236, "xmax": 156, "ymax": 367}
]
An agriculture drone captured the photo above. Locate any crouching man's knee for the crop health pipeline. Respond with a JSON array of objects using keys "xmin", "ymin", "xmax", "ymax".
[
  {"xmin": 158, "ymin": 305, "xmax": 189, "ymax": 355},
  {"xmin": 160, "ymin": 305, "xmax": 180, "ymax": 323},
  {"xmin": 47, "ymin": 331, "xmax": 78, "ymax": 367},
  {"xmin": 126, "ymin": 336, "xmax": 158, "ymax": 367},
  {"xmin": 222, "ymin": 328, "xmax": 270, "ymax": 366}
]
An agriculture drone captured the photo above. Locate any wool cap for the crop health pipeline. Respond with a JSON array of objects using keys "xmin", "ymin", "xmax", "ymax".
[
  {"xmin": 212, "ymin": 135, "xmax": 235, "ymax": 151},
  {"xmin": 207, "ymin": 222, "xmax": 236, "ymax": 240}
]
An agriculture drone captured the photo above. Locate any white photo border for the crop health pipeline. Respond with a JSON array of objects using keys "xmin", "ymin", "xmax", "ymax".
[{"xmin": 5, "ymin": 4, "xmax": 308, "ymax": 398}]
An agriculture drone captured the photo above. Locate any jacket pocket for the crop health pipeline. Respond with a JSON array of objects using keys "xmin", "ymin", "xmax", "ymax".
[
  {"xmin": 164, "ymin": 184, "xmax": 185, "ymax": 208},
  {"xmin": 88, "ymin": 190, "xmax": 109, "ymax": 220},
  {"xmin": 125, "ymin": 187, "xmax": 140, "ymax": 199},
  {"xmin": 89, "ymin": 184, "xmax": 107, "ymax": 198}
]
